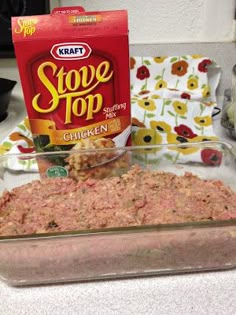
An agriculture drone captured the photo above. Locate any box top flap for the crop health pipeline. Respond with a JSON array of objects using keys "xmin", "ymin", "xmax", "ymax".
[{"xmin": 12, "ymin": 8, "xmax": 128, "ymax": 42}]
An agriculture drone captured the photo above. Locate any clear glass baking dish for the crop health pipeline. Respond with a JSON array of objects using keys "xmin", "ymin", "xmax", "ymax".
[{"xmin": 0, "ymin": 141, "xmax": 236, "ymax": 287}]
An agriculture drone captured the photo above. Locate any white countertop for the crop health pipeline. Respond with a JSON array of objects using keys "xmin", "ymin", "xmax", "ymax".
[
  {"xmin": 1, "ymin": 61, "xmax": 236, "ymax": 315},
  {"xmin": 0, "ymin": 270, "xmax": 236, "ymax": 315}
]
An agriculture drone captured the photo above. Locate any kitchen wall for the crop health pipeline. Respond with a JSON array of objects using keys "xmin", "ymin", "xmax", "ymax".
[
  {"xmin": 49, "ymin": 0, "xmax": 236, "ymax": 97},
  {"xmin": 52, "ymin": 0, "xmax": 236, "ymax": 43}
]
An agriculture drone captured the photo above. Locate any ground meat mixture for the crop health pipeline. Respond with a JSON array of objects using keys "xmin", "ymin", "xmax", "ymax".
[{"xmin": 0, "ymin": 166, "xmax": 236, "ymax": 236}]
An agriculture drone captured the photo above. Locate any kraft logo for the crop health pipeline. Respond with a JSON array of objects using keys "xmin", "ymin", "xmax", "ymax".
[{"xmin": 50, "ymin": 42, "xmax": 92, "ymax": 60}]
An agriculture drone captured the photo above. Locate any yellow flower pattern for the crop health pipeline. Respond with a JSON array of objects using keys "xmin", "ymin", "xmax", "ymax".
[
  {"xmin": 187, "ymin": 77, "xmax": 198, "ymax": 90},
  {"xmin": 132, "ymin": 128, "xmax": 163, "ymax": 153},
  {"xmin": 172, "ymin": 101, "xmax": 187, "ymax": 115},
  {"xmin": 194, "ymin": 116, "xmax": 212, "ymax": 127},
  {"xmin": 138, "ymin": 99, "xmax": 156, "ymax": 111},
  {"xmin": 194, "ymin": 115, "xmax": 212, "ymax": 136},
  {"xmin": 155, "ymin": 79, "xmax": 168, "ymax": 90},
  {"xmin": 150, "ymin": 121, "xmax": 172, "ymax": 133},
  {"xmin": 202, "ymin": 85, "xmax": 211, "ymax": 98},
  {"xmin": 133, "ymin": 128, "xmax": 162, "ymax": 146},
  {"xmin": 153, "ymin": 56, "xmax": 167, "ymax": 63},
  {"xmin": 167, "ymin": 133, "xmax": 199, "ymax": 155}
]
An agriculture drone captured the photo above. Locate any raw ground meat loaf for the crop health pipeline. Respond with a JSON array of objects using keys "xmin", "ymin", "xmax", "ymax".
[{"xmin": 0, "ymin": 166, "xmax": 236, "ymax": 236}]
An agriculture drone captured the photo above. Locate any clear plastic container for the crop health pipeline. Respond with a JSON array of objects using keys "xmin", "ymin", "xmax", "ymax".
[{"xmin": 0, "ymin": 141, "xmax": 236, "ymax": 286}]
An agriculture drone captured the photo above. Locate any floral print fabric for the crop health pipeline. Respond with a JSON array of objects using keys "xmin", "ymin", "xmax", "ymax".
[
  {"xmin": 0, "ymin": 117, "xmax": 37, "ymax": 170},
  {"xmin": 130, "ymin": 55, "xmax": 220, "ymax": 102},
  {"xmin": 131, "ymin": 55, "xmax": 221, "ymax": 163}
]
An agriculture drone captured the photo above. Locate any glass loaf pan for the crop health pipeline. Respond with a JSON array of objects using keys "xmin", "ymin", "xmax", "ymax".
[{"xmin": 0, "ymin": 141, "xmax": 236, "ymax": 287}]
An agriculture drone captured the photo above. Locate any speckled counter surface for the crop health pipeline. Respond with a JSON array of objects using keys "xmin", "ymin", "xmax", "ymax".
[{"xmin": 0, "ymin": 270, "xmax": 236, "ymax": 315}]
